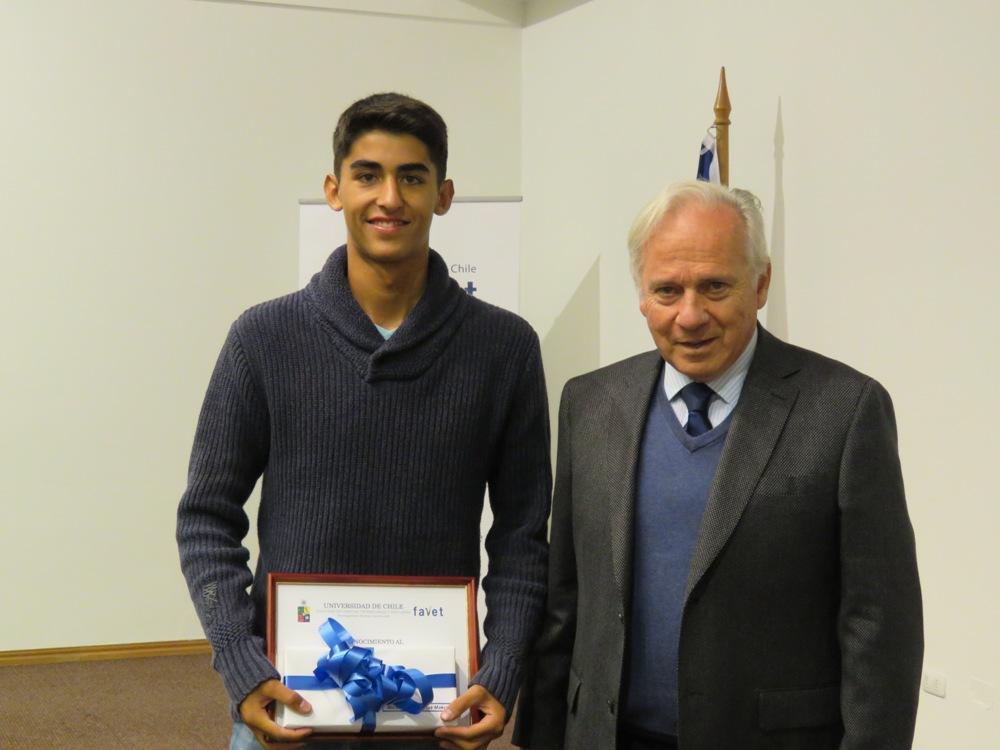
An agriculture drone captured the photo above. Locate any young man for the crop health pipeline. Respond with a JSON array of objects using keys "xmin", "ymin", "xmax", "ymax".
[{"xmin": 177, "ymin": 93, "xmax": 551, "ymax": 750}]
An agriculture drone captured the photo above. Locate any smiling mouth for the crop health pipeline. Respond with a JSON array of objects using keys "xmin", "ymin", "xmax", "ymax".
[
  {"xmin": 367, "ymin": 218, "xmax": 409, "ymax": 229},
  {"xmin": 677, "ymin": 338, "xmax": 716, "ymax": 350}
]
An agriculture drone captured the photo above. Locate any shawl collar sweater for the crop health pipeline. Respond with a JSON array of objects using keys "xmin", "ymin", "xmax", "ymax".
[
  {"xmin": 306, "ymin": 245, "xmax": 469, "ymax": 382},
  {"xmin": 177, "ymin": 247, "xmax": 551, "ymax": 717}
]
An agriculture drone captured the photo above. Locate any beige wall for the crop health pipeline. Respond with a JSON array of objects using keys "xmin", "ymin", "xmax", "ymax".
[
  {"xmin": 0, "ymin": 0, "xmax": 520, "ymax": 649},
  {"xmin": 521, "ymin": 1, "xmax": 999, "ymax": 747}
]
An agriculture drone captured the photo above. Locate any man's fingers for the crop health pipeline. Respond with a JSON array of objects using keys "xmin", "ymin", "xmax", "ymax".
[
  {"xmin": 436, "ymin": 725, "xmax": 501, "ymax": 750},
  {"xmin": 239, "ymin": 678, "xmax": 314, "ymax": 745},
  {"xmin": 435, "ymin": 714, "xmax": 502, "ymax": 740},
  {"xmin": 244, "ymin": 705, "xmax": 313, "ymax": 743},
  {"xmin": 435, "ymin": 684, "xmax": 505, "ymax": 749},
  {"xmin": 435, "ymin": 713, "xmax": 503, "ymax": 750},
  {"xmin": 258, "ymin": 680, "xmax": 313, "ymax": 713},
  {"xmin": 440, "ymin": 685, "xmax": 484, "ymax": 722}
]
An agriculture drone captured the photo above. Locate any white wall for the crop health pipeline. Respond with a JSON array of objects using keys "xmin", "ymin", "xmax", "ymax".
[
  {"xmin": 521, "ymin": 1, "xmax": 999, "ymax": 746},
  {"xmin": 0, "ymin": 0, "xmax": 520, "ymax": 650}
]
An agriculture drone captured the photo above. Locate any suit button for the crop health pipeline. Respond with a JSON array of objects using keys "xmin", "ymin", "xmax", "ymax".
[
  {"xmin": 607, "ymin": 699, "xmax": 616, "ymax": 714},
  {"xmin": 617, "ymin": 611, "xmax": 624, "ymax": 622}
]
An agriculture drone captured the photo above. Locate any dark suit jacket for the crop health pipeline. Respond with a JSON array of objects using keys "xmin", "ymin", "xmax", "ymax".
[{"xmin": 513, "ymin": 328, "xmax": 923, "ymax": 750}]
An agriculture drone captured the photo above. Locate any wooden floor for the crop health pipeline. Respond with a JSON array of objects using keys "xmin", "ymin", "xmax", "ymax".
[{"xmin": 0, "ymin": 653, "xmax": 518, "ymax": 749}]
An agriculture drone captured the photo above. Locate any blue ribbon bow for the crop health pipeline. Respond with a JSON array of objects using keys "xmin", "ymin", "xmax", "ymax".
[{"xmin": 283, "ymin": 617, "xmax": 456, "ymax": 734}]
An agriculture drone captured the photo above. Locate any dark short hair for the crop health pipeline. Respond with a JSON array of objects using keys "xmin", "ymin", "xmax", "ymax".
[{"xmin": 332, "ymin": 93, "xmax": 448, "ymax": 184}]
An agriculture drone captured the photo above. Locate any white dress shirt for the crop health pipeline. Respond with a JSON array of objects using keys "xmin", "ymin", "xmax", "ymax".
[{"xmin": 661, "ymin": 328, "xmax": 758, "ymax": 429}]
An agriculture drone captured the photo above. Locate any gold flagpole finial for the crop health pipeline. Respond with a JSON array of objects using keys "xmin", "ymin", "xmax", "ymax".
[{"xmin": 714, "ymin": 67, "xmax": 731, "ymax": 186}]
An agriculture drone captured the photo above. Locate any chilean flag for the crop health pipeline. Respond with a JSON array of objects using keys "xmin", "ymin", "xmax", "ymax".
[{"xmin": 697, "ymin": 131, "xmax": 720, "ymax": 184}]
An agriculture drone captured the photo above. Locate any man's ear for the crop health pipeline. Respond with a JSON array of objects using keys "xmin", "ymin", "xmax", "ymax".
[
  {"xmin": 434, "ymin": 179, "xmax": 455, "ymax": 216},
  {"xmin": 756, "ymin": 262, "xmax": 772, "ymax": 309},
  {"xmin": 324, "ymin": 173, "xmax": 343, "ymax": 212}
]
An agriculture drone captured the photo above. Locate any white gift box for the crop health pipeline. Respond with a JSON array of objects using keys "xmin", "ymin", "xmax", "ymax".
[{"xmin": 276, "ymin": 645, "xmax": 460, "ymax": 733}]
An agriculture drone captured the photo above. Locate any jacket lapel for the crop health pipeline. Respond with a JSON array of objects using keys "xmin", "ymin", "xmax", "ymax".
[
  {"xmin": 685, "ymin": 329, "xmax": 801, "ymax": 600},
  {"xmin": 606, "ymin": 351, "xmax": 663, "ymax": 601}
]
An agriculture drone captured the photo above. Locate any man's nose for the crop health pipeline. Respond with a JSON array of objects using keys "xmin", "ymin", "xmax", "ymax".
[
  {"xmin": 377, "ymin": 178, "xmax": 403, "ymax": 210},
  {"xmin": 675, "ymin": 292, "xmax": 709, "ymax": 329}
]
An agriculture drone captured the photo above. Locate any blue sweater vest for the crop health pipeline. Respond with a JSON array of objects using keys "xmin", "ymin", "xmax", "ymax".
[{"xmin": 622, "ymin": 381, "xmax": 732, "ymax": 736}]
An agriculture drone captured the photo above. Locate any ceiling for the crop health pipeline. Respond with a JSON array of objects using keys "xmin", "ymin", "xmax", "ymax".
[{"xmin": 201, "ymin": 0, "xmax": 592, "ymax": 27}]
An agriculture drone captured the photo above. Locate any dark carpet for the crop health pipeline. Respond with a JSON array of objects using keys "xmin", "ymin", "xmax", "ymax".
[{"xmin": 0, "ymin": 655, "xmax": 518, "ymax": 749}]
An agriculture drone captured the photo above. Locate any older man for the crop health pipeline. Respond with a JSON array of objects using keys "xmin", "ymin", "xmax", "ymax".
[{"xmin": 514, "ymin": 181, "xmax": 923, "ymax": 750}]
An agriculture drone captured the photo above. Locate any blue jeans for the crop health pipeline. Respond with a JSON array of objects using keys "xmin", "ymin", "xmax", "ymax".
[{"xmin": 230, "ymin": 722, "xmax": 265, "ymax": 750}]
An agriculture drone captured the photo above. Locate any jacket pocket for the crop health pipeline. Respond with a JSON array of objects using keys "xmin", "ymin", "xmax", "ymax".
[
  {"xmin": 566, "ymin": 666, "xmax": 582, "ymax": 716},
  {"xmin": 757, "ymin": 685, "xmax": 840, "ymax": 731}
]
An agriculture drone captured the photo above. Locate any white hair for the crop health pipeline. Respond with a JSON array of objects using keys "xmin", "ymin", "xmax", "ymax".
[{"xmin": 627, "ymin": 180, "xmax": 769, "ymax": 287}]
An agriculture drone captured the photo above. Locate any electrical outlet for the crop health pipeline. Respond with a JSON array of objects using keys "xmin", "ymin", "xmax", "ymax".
[
  {"xmin": 923, "ymin": 670, "xmax": 947, "ymax": 699},
  {"xmin": 970, "ymin": 677, "xmax": 995, "ymax": 709}
]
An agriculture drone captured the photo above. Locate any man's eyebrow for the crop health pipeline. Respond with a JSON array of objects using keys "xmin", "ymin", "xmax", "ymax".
[
  {"xmin": 348, "ymin": 160, "xmax": 430, "ymax": 174},
  {"xmin": 396, "ymin": 163, "xmax": 431, "ymax": 173}
]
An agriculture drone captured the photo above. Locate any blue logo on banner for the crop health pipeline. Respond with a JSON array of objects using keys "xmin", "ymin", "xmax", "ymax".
[{"xmin": 464, "ymin": 281, "xmax": 478, "ymax": 296}]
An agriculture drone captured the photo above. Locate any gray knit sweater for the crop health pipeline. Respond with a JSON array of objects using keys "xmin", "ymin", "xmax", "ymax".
[{"xmin": 176, "ymin": 247, "xmax": 551, "ymax": 715}]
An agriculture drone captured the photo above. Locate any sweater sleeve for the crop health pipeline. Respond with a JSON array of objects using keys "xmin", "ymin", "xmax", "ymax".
[
  {"xmin": 176, "ymin": 323, "xmax": 279, "ymax": 706},
  {"xmin": 470, "ymin": 332, "xmax": 552, "ymax": 715}
]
